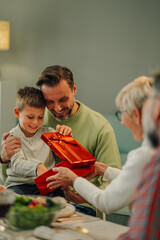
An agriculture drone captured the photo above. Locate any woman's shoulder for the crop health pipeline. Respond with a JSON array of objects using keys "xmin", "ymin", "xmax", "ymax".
[
  {"xmin": 129, "ymin": 144, "xmax": 154, "ymax": 157},
  {"xmin": 126, "ymin": 145, "xmax": 154, "ymax": 168}
]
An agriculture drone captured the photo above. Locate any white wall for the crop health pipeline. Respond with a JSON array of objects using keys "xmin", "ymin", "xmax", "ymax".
[
  {"xmin": 0, "ymin": 81, "xmax": 17, "ymax": 140},
  {"xmin": 0, "ymin": 0, "xmax": 160, "ymax": 117}
]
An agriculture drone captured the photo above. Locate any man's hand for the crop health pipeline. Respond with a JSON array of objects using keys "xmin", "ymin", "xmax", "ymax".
[
  {"xmin": 1, "ymin": 133, "xmax": 21, "ymax": 162},
  {"xmin": 46, "ymin": 167, "xmax": 78, "ymax": 190},
  {"xmin": 65, "ymin": 187, "xmax": 88, "ymax": 204}
]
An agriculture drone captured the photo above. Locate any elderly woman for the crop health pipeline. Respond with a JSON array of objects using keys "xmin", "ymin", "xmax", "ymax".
[{"xmin": 46, "ymin": 76, "xmax": 155, "ymax": 214}]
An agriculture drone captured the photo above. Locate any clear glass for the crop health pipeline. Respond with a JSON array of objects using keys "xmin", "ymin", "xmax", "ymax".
[{"xmin": 0, "ymin": 189, "xmax": 15, "ymax": 232}]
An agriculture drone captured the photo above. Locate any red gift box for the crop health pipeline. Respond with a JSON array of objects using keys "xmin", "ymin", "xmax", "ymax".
[
  {"xmin": 41, "ymin": 132, "xmax": 96, "ymax": 167},
  {"xmin": 35, "ymin": 132, "xmax": 96, "ymax": 195},
  {"xmin": 34, "ymin": 161, "xmax": 95, "ymax": 195}
]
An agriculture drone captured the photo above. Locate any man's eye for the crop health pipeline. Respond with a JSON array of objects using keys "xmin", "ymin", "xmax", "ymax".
[
  {"xmin": 28, "ymin": 116, "xmax": 34, "ymax": 119},
  {"xmin": 38, "ymin": 117, "xmax": 44, "ymax": 120},
  {"xmin": 59, "ymin": 98, "xmax": 68, "ymax": 103},
  {"xmin": 46, "ymin": 100, "xmax": 53, "ymax": 104}
]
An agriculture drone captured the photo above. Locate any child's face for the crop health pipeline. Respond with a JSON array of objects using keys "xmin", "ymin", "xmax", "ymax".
[{"xmin": 14, "ymin": 106, "xmax": 45, "ymax": 137}]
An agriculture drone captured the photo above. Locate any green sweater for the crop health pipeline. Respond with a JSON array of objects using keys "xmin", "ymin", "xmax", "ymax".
[{"xmin": 43, "ymin": 101, "xmax": 121, "ymax": 189}]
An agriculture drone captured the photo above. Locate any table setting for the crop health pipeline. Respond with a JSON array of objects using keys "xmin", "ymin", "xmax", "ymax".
[{"xmin": 0, "ymin": 191, "xmax": 128, "ymax": 240}]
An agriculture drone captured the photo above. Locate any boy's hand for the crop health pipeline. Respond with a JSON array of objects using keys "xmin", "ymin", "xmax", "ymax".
[
  {"xmin": 36, "ymin": 163, "xmax": 48, "ymax": 176},
  {"xmin": 56, "ymin": 124, "xmax": 72, "ymax": 135}
]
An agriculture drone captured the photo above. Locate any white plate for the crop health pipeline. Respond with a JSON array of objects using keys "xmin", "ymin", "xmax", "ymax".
[
  {"xmin": 52, "ymin": 228, "xmax": 94, "ymax": 240},
  {"xmin": 33, "ymin": 226, "xmax": 94, "ymax": 240},
  {"xmin": 56, "ymin": 203, "xmax": 76, "ymax": 218},
  {"xmin": 11, "ymin": 228, "xmax": 94, "ymax": 240}
]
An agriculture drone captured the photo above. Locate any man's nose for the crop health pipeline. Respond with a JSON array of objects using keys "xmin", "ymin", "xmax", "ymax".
[{"xmin": 54, "ymin": 103, "xmax": 62, "ymax": 113}]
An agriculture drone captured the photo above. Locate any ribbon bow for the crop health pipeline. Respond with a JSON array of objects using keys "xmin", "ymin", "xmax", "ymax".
[{"xmin": 48, "ymin": 133, "xmax": 78, "ymax": 146}]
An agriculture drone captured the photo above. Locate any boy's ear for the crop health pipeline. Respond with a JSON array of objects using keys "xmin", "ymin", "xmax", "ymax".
[{"xmin": 14, "ymin": 108, "xmax": 20, "ymax": 118}]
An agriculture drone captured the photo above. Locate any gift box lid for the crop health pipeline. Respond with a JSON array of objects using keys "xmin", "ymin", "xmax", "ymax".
[{"xmin": 41, "ymin": 132, "xmax": 96, "ymax": 167}]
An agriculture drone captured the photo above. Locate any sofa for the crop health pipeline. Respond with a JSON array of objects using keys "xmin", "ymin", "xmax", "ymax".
[{"xmin": 103, "ymin": 114, "xmax": 141, "ymax": 226}]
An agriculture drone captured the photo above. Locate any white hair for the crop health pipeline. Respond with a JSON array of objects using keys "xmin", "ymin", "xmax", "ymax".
[{"xmin": 115, "ymin": 76, "xmax": 153, "ymax": 115}]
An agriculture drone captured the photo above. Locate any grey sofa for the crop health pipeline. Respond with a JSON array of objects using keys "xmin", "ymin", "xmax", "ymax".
[{"xmin": 103, "ymin": 114, "xmax": 141, "ymax": 226}]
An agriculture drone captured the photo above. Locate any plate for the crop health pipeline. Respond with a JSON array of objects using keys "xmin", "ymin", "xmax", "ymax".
[
  {"xmin": 51, "ymin": 228, "xmax": 94, "ymax": 240},
  {"xmin": 56, "ymin": 203, "xmax": 76, "ymax": 218},
  {"xmin": 33, "ymin": 226, "xmax": 94, "ymax": 240},
  {"xmin": 8, "ymin": 228, "xmax": 94, "ymax": 240}
]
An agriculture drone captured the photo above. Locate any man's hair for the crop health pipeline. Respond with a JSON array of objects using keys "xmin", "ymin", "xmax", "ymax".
[
  {"xmin": 16, "ymin": 86, "xmax": 46, "ymax": 111},
  {"xmin": 115, "ymin": 76, "xmax": 153, "ymax": 114},
  {"xmin": 36, "ymin": 65, "xmax": 74, "ymax": 89}
]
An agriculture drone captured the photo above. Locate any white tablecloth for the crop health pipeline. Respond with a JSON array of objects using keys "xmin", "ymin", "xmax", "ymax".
[{"xmin": 1, "ymin": 212, "xmax": 129, "ymax": 240}]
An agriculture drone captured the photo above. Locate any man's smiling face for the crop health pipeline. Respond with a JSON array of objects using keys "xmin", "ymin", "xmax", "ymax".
[{"xmin": 41, "ymin": 79, "xmax": 77, "ymax": 121}]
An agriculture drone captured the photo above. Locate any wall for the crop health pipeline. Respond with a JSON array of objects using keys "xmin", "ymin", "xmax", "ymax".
[
  {"xmin": 0, "ymin": 81, "xmax": 17, "ymax": 140},
  {"xmin": 0, "ymin": 0, "xmax": 160, "ymax": 117}
]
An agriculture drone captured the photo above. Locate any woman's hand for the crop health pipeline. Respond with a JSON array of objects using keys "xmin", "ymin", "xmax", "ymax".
[
  {"xmin": 84, "ymin": 162, "xmax": 108, "ymax": 180},
  {"xmin": 93, "ymin": 162, "xmax": 108, "ymax": 176},
  {"xmin": 56, "ymin": 124, "xmax": 72, "ymax": 135},
  {"xmin": 46, "ymin": 167, "xmax": 78, "ymax": 190},
  {"xmin": 1, "ymin": 133, "xmax": 21, "ymax": 162},
  {"xmin": 65, "ymin": 187, "xmax": 88, "ymax": 204}
]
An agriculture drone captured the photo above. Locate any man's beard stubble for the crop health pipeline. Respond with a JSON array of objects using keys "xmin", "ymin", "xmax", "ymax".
[{"xmin": 50, "ymin": 102, "xmax": 75, "ymax": 122}]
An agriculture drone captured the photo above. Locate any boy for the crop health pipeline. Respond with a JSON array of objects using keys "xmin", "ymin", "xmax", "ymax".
[{"xmin": 4, "ymin": 86, "xmax": 71, "ymax": 196}]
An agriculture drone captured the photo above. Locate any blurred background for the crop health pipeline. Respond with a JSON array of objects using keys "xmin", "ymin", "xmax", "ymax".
[{"xmin": 0, "ymin": 0, "xmax": 160, "ymax": 138}]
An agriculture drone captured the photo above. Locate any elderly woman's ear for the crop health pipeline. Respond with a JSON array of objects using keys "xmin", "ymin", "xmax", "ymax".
[{"xmin": 131, "ymin": 108, "xmax": 142, "ymax": 125}]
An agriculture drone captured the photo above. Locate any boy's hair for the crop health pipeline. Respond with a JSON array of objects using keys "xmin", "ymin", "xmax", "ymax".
[
  {"xmin": 36, "ymin": 65, "xmax": 74, "ymax": 90},
  {"xmin": 115, "ymin": 76, "xmax": 153, "ymax": 115},
  {"xmin": 16, "ymin": 86, "xmax": 46, "ymax": 111}
]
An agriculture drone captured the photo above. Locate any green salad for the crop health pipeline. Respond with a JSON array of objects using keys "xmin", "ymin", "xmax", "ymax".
[{"xmin": 7, "ymin": 196, "xmax": 61, "ymax": 230}]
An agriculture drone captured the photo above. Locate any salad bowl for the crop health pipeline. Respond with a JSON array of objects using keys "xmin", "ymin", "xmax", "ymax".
[{"xmin": 6, "ymin": 195, "xmax": 61, "ymax": 230}]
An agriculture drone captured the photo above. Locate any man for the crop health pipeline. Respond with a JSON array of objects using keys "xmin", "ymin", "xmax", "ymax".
[
  {"xmin": 118, "ymin": 72, "xmax": 160, "ymax": 239},
  {"xmin": 1, "ymin": 65, "xmax": 121, "ymax": 215}
]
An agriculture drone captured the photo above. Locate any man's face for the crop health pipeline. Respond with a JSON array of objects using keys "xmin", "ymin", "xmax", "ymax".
[
  {"xmin": 142, "ymin": 97, "xmax": 160, "ymax": 148},
  {"xmin": 41, "ymin": 79, "xmax": 77, "ymax": 121}
]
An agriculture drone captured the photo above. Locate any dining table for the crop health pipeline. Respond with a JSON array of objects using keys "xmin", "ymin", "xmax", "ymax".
[{"xmin": 0, "ymin": 208, "xmax": 129, "ymax": 240}]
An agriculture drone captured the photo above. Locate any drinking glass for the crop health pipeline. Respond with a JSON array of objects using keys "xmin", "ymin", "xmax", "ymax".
[{"xmin": 0, "ymin": 189, "xmax": 15, "ymax": 232}]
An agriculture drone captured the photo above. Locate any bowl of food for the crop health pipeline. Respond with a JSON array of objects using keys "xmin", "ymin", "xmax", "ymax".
[{"xmin": 6, "ymin": 196, "xmax": 61, "ymax": 230}]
